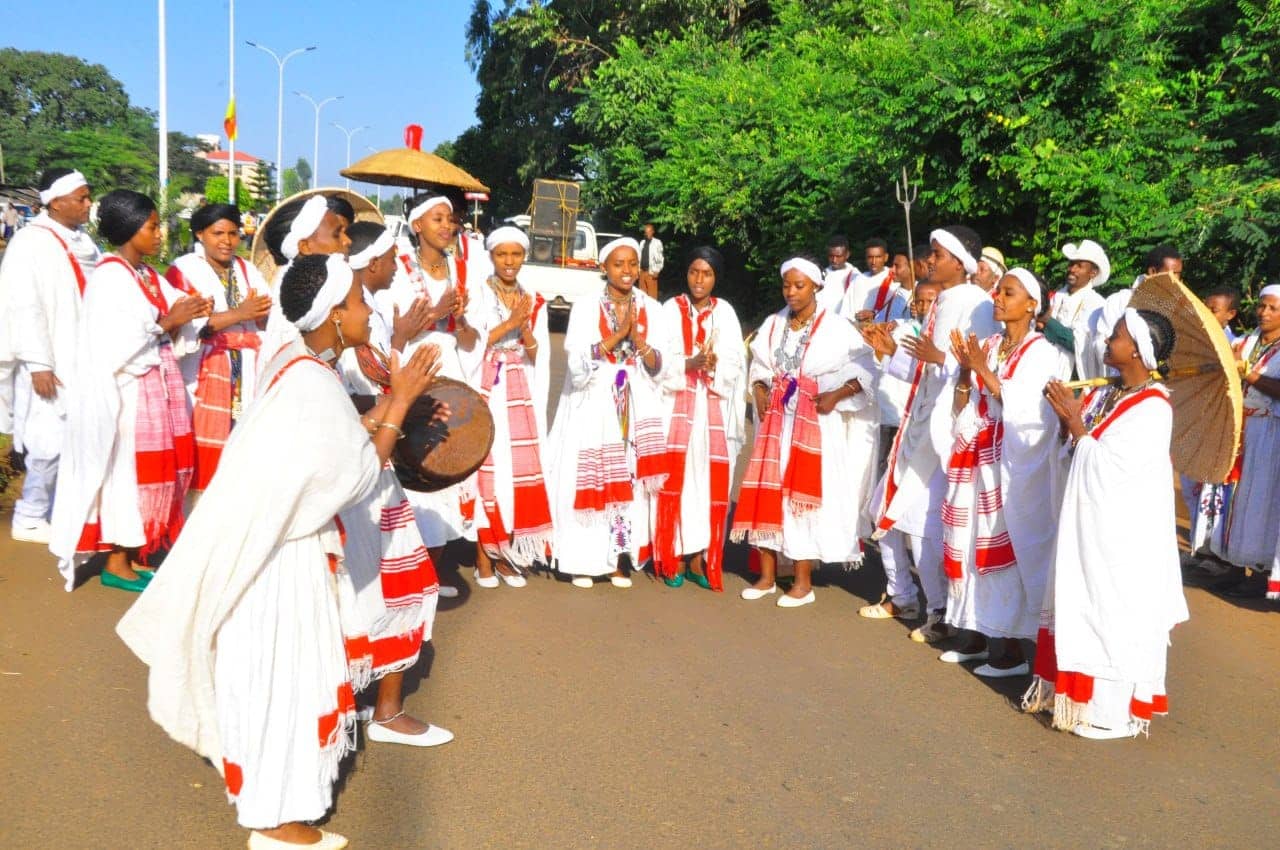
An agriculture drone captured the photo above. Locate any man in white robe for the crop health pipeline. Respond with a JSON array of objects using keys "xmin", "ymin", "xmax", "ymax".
[
  {"xmin": 841, "ymin": 237, "xmax": 911, "ymax": 326},
  {"xmin": 0, "ymin": 169, "xmax": 98, "ymax": 543},
  {"xmin": 1048, "ymin": 239, "xmax": 1110, "ymax": 380},
  {"xmin": 818, "ymin": 234, "xmax": 859, "ymax": 315}
]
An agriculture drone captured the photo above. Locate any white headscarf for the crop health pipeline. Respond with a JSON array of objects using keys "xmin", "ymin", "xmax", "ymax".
[
  {"xmin": 280, "ymin": 195, "xmax": 329, "ymax": 261},
  {"xmin": 1123, "ymin": 308, "xmax": 1159, "ymax": 370},
  {"xmin": 930, "ymin": 228, "xmax": 979, "ymax": 276},
  {"xmin": 349, "ymin": 226, "xmax": 396, "ymax": 271},
  {"xmin": 293, "ymin": 254, "xmax": 355, "ymax": 332},
  {"xmin": 485, "ymin": 225, "xmax": 530, "ymax": 252},
  {"xmin": 779, "ymin": 257, "xmax": 824, "ymax": 287},
  {"xmin": 599, "ymin": 237, "xmax": 641, "ymax": 266},
  {"xmin": 1005, "ymin": 267, "xmax": 1043, "ymax": 314},
  {"xmin": 408, "ymin": 195, "xmax": 452, "ymax": 225},
  {"xmin": 1260, "ymin": 284, "xmax": 1280, "ymax": 302},
  {"xmin": 39, "ymin": 170, "xmax": 88, "ymax": 204}
]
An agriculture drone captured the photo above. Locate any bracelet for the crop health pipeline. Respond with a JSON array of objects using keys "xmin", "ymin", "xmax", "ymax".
[
  {"xmin": 523, "ymin": 340, "xmax": 539, "ymax": 351},
  {"xmin": 637, "ymin": 345, "xmax": 653, "ymax": 359},
  {"xmin": 955, "ymin": 384, "xmax": 972, "ymax": 392},
  {"xmin": 374, "ymin": 421, "xmax": 406, "ymax": 440}
]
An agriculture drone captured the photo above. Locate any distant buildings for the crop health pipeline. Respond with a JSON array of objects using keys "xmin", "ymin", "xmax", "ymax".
[{"xmin": 195, "ymin": 136, "xmax": 271, "ymax": 196}]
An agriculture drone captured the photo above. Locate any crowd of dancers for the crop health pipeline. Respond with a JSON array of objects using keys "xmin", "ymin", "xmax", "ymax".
[{"xmin": 1, "ymin": 167, "xmax": 1277, "ymax": 849}]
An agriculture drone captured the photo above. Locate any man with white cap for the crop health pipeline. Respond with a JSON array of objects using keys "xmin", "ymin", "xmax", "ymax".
[
  {"xmin": 0, "ymin": 168, "xmax": 98, "ymax": 543},
  {"xmin": 862, "ymin": 225, "xmax": 999, "ymax": 640},
  {"xmin": 975, "ymin": 246, "xmax": 1007, "ymax": 293},
  {"xmin": 1049, "ymin": 239, "xmax": 1110, "ymax": 380}
]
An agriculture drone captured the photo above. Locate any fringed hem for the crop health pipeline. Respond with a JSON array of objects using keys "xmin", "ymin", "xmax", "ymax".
[
  {"xmin": 501, "ymin": 530, "xmax": 555, "ymax": 566},
  {"xmin": 369, "ymin": 603, "xmax": 426, "ymax": 647},
  {"xmin": 317, "ymin": 709, "xmax": 358, "ymax": 788},
  {"xmin": 1051, "ymin": 693, "xmax": 1088, "ymax": 732},
  {"xmin": 347, "ymin": 658, "xmax": 373, "ymax": 693},
  {"xmin": 788, "ymin": 498, "xmax": 821, "ymax": 517},
  {"xmin": 371, "ymin": 653, "xmax": 421, "ymax": 681},
  {"xmin": 1021, "ymin": 675, "xmax": 1054, "ymax": 714}
]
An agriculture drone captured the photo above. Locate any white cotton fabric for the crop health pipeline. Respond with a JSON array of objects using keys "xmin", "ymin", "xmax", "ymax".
[
  {"xmin": 930, "ymin": 229, "xmax": 978, "ymax": 275},
  {"xmin": 484, "ymin": 226, "xmax": 530, "ymax": 252},
  {"xmin": 408, "ymin": 196, "xmax": 452, "ymax": 225},
  {"xmin": 545, "ymin": 289, "xmax": 670, "ymax": 576},
  {"xmin": 943, "ymin": 333, "xmax": 1069, "ymax": 638},
  {"xmin": 1049, "ymin": 283, "xmax": 1107, "ymax": 380},
  {"xmin": 599, "ymin": 237, "xmax": 641, "ymax": 267},
  {"xmin": 294, "ymin": 254, "xmax": 353, "ymax": 332},
  {"xmin": 280, "ymin": 196, "xmax": 328, "ymax": 261},
  {"xmin": 657, "ymin": 296, "xmax": 747, "ymax": 557},
  {"xmin": 1051, "ymin": 385, "xmax": 1187, "ymax": 692},
  {"xmin": 349, "ymin": 228, "xmax": 396, "ymax": 271},
  {"xmin": 49, "ymin": 257, "xmax": 199, "ymax": 590},
  {"xmin": 818, "ymin": 264, "xmax": 858, "ymax": 315},
  {"xmin": 1123, "ymin": 308, "xmax": 1158, "ymax": 370},
  {"xmin": 116, "ymin": 337, "xmax": 381, "ymax": 826},
  {"xmin": 840, "ymin": 267, "xmax": 911, "ymax": 327},
  {"xmin": 39, "ymin": 171, "xmax": 87, "ymax": 204},
  {"xmin": 746, "ymin": 307, "xmax": 879, "ymax": 563},
  {"xmin": 780, "ymin": 257, "xmax": 823, "ymax": 287},
  {"xmin": 1259, "ymin": 284, "xmax": 1280, "ymax": 301},
  {"xmin": 1005, "ymin": 267, "xmax": 1042, "ymax": 313}
]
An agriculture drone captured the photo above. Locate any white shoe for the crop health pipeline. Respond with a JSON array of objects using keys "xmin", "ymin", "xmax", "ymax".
[
  {"xmin": 740, "ymin": 584, "xmax": 777, "ymax": 601},
  {"xmin": 438, "ymin": 584, "xmax": 459, "ymax": 599},
  {"xmin": 610, "ymin": 575, "xmax": 633, "ymax": 588},
  {"xmin": 777, "ymin": 590, "xmax": 815, "ymax": 608},
  {"xmin": 1072, "ymin": 721, "xmax": 1137, "ymax": 741},
  {"xmin": 939, "ymin": 649, "xmax": 990, "ymax": 664},
  {"xmin": 498, "ymin": 570, "xmax": 527, "ymax": 588},
  {"xmin": 973, "ymin": 661, "xmax": 1030, "ymax": 678},
  {"xmin": 475, "ymin": 572, "xmax": 500, "ymax": 589},
  {"xmin": 11, "ymin": 519, "xmax": 51, "ymax": 545},
  {"xmin": 366, "ymin": 719, "xmax": 454, "ymax": 747},
  {"xmin": 571, "ymin": 576, "xmax": 594, "ymax": 589},
  {"xmin": 248, "ymin": 830, "xmax": 348, "ymax": 849},
  {"xmin": 858, "ymin": 595, "xmax": 919, "ymax": 620}
]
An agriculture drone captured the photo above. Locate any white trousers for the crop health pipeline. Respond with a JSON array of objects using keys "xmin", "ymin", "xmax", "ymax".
[
  {"xmin": 878, "ymin": 530, "xmax": 945, "ymax": 610},
  {"xmin": 14, "ymin": 455, "xmax": 57, "ymax": 524}
]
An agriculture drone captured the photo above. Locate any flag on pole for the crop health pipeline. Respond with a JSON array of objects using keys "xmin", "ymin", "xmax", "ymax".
[{"xmin": 224, "ymin": 97, "xmax": 238, "ymax": 141}]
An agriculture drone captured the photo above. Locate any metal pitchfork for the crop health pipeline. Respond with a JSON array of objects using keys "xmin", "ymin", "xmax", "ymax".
[{"xmin": 895, "ymin": 166, "xmax": 919, "ymax": 280}]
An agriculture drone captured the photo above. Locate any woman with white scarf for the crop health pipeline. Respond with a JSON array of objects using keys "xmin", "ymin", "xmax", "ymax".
[{"xmin": 1025, "ymin": 309, "xmax": 1189, "ymax": 740}]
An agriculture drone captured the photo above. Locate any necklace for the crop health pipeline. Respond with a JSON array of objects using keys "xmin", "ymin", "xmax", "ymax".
[
  {"xmin": 417, "ymin": 249, "xmax": 448, "ymax": 275},
  {"xmin": 1086, "ymin": 378, "xmax": 1155, "ymax": 431},
  {"xmin": 787, "ymin": 308, "xmax": 815, "ymax": 331}
]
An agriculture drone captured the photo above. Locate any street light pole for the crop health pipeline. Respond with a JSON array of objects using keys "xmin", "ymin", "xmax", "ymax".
[
  {"xmin": 332, "ymin": 123, "xmax": 369, "ymax": 190},
  {"xmin": 246, "ymin": 41, "xmax": 316, "ymax": 201},
  {"xmin": 296, "ymin": 92, "xmax": 342, "ymax": 188},
  {"xmin": 366, "ymin": 145, "xmax": 382, "ymax": 208}
]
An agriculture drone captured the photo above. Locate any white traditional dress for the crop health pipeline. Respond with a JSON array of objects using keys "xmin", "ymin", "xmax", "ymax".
[
  {"xmin": 165, "ymin": 251, "xmax": 269, "ymax": 490},
  {"xmin": 1023, "ymin": 383, "xmax": 1188, "ymax": 736},
  {"xmin": 840, "ymin": 267, "xmax": 911, "ymax": 325},
  {"xmin": 1211, "ymin": 331, "xmax": 1280, "ymax": 570},
  {"xmin": 471, "ymin": 276, "xmax": 554, "ymax": 567},
  {"xmin": 49, "ymin": 256, "xmax": 198, "ymax": 589},
  {"xmin": 818, "ymin": 263, "xmax": 858, "ymax": 315},
  {"xmin": 653, "ymin": 295, "xmax": 746, "ymax": 588},
  {"xmin": 732, "ymin": 307, "xmax": 877, "ymax": 564},
  {"xmin": 942, "ymin": 332, "xmax": 1066, "ymax": 639},
  {"xmin": 375, "ymin": 249, "xmax": 489, "ymax": 546},
  {"xmin": 546, "ymin": 288, "xmax": 671, "ymax": 576},
  {"xmin": 0, "ymin": 212, "xmax": 99, "ymax": 525},
  {"xmin": 1048, "ymin": 284, "xmax": 1106, "ymax": 380},
  {"xmin": 117, "ymin": 338, "xmax": 381, "ymax": 829}
]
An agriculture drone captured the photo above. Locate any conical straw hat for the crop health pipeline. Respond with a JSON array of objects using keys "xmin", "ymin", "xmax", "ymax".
[
  {"xmin": 250, "ymin": 187, "xmax": 383, "ymax": 282},
  {"xmin": 340, "ymin": 147, "xmax": 488, "ymax": 193}
]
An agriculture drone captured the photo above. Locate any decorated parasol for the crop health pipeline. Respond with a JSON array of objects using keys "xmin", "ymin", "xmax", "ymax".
[
  {"xmin": 1066, "ymin": 272, "xmax": 1243, "ymax": 483},
  {"xmin": 249, "ymin": 187, "xmax": 383, "ymax": 282},
  {"xmin": 339, "ymin": 125, "xmax": 489, "ymax": 193}
]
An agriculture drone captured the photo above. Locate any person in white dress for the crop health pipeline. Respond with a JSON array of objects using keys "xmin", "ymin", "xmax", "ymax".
[
  {"xmin": 1048, "ymin": 239, "xmax": 1110, "ymax": 380},
  {"xmin": 165, "ymin": 203, "xmax": 272, "ymax": 493},
  {"xmin": 117, "ymin": 253, "xmax": 443, "ymax": 849},
  {"xmin": 938, "ymin": 268, "xmax": 1067, "ymax": 677},
  {"xmin": 1026, "ymin": 309, "xmax": 1188, "ymax": 740},
  {"xmin": 49, "ymin": 190, "xmax": 211, "ymax": 592},
  {"xmin": 654, "ymin": 246, "xmax": 746, "ymax": 591},
  {"xmin": 471, "ymin": 226, "xmax": 554, "ymax": 589},
  {"xmin": 733, "ymin": 257, "xmax": 878, "ymax": 608},
  {"xmin": 841, "ymin": 238, "xmax": 910, "ymax": 326},
  {"xmin": 546, "ymin": 238, "xmax": 671, "ymax": 588},
  {"xmin": 818, "ymin": 234, "xmax": 859, "ymax": 315},
  {"xmin": 0, "ymin": 168, "xmax": 99, "ymax": 543}
]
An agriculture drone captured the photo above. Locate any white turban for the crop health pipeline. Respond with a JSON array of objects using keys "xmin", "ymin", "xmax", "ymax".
[
  {"xmin": 349, "ymin": 226, "xmax": 396, "ymax": 271},
  {"xmin": 281, "ymin": 195, "xmax": 329, "ymax": 261},
  {"xmin": 39, "ymin": 171, "xmax": 88, "ymax": 205},
  {"xmin": 485, "ymin": 225, "xmax": 530, "ymax": 253},
  {"xmin": 1260, "ymin": 284, "xmax": 1280, "ymax": 302},
  {"xmin": 1005, "ymin": 267, "xmax": 1042, "ymax": 314},
  {"xmin": 294, "ymin": 254, "xmax": 355, "ymax": 332},
  {"xmin": 408, "ymin": 195, "xmax": 452, "ymax": 224},
  {"xmin": 1123, "ymin": 308, "xmax": 1159, "ymax": 370},
  {"xmin": 930, "ymin": 228, "xmax": 979, "ymax": 276},
  {"xmin": 599, "ymin": 237, "xmax": 641, "ymax": 266},
  {"xmin": 780, "ymin": 257, "xmax": 824, "ymax": 287}
]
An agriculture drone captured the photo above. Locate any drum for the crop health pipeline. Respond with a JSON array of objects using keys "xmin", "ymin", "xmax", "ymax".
[{"xmin": 393, "ymin": 377, "xmax": 495, "ymax": 492}]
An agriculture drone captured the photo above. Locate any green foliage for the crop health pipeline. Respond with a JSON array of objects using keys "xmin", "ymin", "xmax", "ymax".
[
  {"xmin": 247, "ymin": 160, "xmax": 275, "ymax": 207},
  {"xmin": 282, "ymin": 168, "xmax": 306, "ymax": 198},
  {"xmin": 203, "ymin": 175, "xmax": 254, "ymax": 209},
  {"xmin": 294, "ymin": 157, "xmax": 313, "ymax": 191}
]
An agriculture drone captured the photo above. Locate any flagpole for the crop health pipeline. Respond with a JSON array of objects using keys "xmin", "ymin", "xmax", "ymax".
[
  {"xmin": 158, "ymin": 0, "xmax": 169, "ymax": 250},
  {"xmin": 228, "ymin": 0, "xmax": 236, "ymax": 207}
]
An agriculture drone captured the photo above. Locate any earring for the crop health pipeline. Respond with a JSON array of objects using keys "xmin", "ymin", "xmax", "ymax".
[{"xmin": 333, "ymin": 316, "xmax": 347, "ymax": 350}]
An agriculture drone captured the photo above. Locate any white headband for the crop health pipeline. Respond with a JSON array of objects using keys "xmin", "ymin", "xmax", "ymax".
[
  {"xmin": 930, "ymin": 228, "xmax": 979, "ymax": 276},
  {"xmin": 780, "ymin": 257, "xmax": 824, "ymax": 287},
  {"xmin": 1005, "ymin": 267, "xmax": 1042, "ymax": 313},
  {"xmin": 599, "ymin": 237, "xmax": 641, "ymax": 266},
  {"xmin": 485, "ymin": 225, "xmax": 530, "ymax": 252},
  {"xmin": 1260, "ymin": 284, "xmax": 1280, "ymax": 301},
  {"xmin": 1123, "ymin": 308, "xmax": 1159, "ymax": 370},
  {"xmin": 349, "ymin": 227, "xmax": 396, "ymax": 270},
  {"xmin": 294, "ymin": 254, "xmax": 355, "ymax": 332},
  {"xmin": 281, "ymin": 196, "xmax": 329, "ymax": 261},
  {"xmin": 39, "ymin": 171, "xmax": 88, "ymax": 205},
  {"xmin": 408, "ymin": 195, "xmax": 452, "ymax": 225}
]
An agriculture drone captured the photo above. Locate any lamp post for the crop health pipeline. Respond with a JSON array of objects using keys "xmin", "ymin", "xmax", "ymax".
[
  {"xmin": 296, "ymin": 92, "xmax": 342, "ymax": 188},
  {"xmin": 332, "ymin": 123, "xmax": 369, "ymax": 190},
  {"xmin": 366, "ymin": 145, "xmax": 382, "ymax": 209},
  {"xmin": 245, "ymin": 41, "xmax": 316, "ymax": 201}
]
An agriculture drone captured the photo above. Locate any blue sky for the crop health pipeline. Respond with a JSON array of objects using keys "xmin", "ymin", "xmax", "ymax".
[{"xmin": 5, "ymin": 0, "xmax": 484, "ymax": 187}]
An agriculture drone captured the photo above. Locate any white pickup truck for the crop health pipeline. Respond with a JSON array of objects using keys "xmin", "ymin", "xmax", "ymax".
[{"xmin": 504, "ymin": 215, "xmax": 603, "ymax": 315}]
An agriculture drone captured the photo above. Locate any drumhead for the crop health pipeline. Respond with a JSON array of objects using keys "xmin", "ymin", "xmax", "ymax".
[{"xmin": 394, "ymin": 377, "xmax": 495, "ymax": 492}]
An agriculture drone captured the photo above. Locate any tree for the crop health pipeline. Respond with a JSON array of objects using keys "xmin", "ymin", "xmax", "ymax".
[
  {"xmin": 203, "ymin": 175, "xmax": 254, "ymax": 209},
  {"xmin": 294, "ymin": 157, "xmax": 312, "ymax": 191},
  {"xmin": 282, "ymin": 167, "xmax": 306, "ymax": 198},
  {"xmin": 247, "ymin": 160, "xmax": 275, "ymax": 206}
]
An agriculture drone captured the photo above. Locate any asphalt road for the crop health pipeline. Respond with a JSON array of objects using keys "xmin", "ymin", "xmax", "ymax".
[{"xmin": 1, "ymin": 333, "xmax": 1277, "ymax": 849}]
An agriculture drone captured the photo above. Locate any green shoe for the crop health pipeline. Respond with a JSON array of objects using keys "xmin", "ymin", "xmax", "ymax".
[
  {"xmin": 100, "ymin": 571, "xmax": 150, "ymax": 593},
  {"xmin": 685, "ymin": 569, "xmax": 712, "ymax": 590},
  {"xmin": 663, "ymin": 572, "xmax": 685, "ymax": 588}
]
